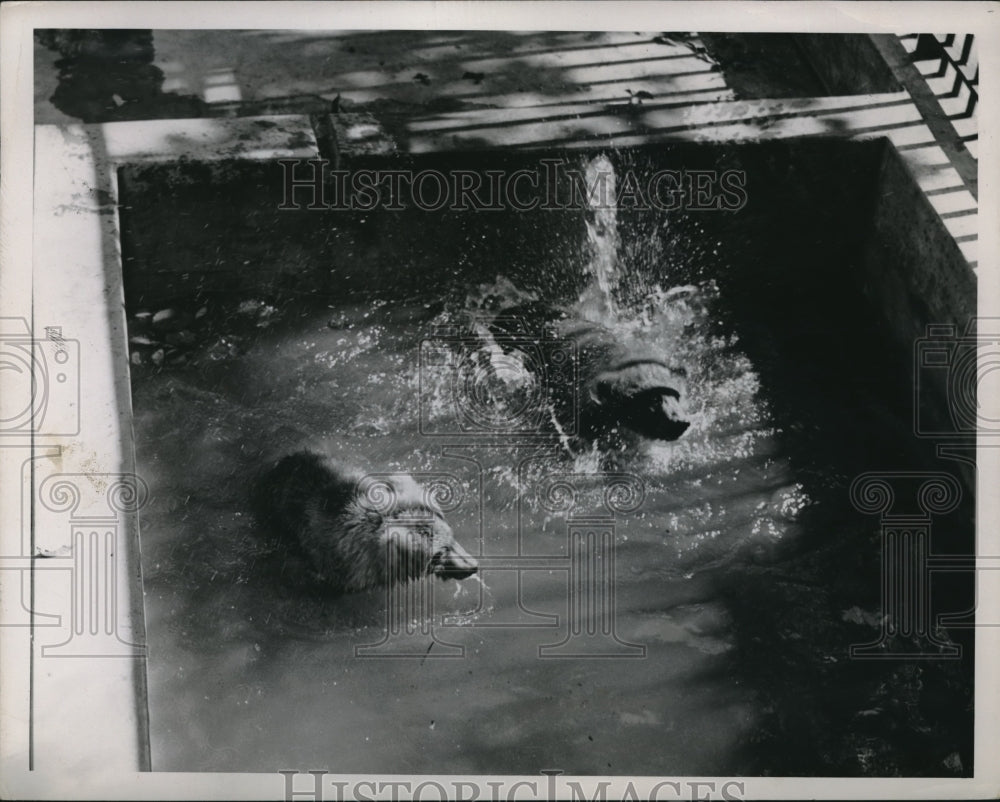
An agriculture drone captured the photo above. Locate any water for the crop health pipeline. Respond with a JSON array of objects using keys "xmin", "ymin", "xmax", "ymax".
[
  {"xmin": 135, "ymin": 282, "xmax": 778, "ymax": 773},
  {"xmin": 578, "ymin": 153, "xmax": 620, "ymax": 321},
  {"xmin": 128, "ymin": 152, "xmax": 971, "ymax": 776}
]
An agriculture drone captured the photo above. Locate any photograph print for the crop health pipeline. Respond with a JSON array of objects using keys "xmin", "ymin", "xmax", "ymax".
[{"xmin": 1, "ymin": 3, "xmax": 997, "ymax": 800}]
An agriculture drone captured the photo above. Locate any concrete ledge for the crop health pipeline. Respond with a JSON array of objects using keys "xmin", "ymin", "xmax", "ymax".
[{"xmin": 21, "ymin": 114, "xmax": 317, "ymax": 781}]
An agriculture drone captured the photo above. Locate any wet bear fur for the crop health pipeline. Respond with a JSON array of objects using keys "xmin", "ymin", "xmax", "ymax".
[
  {"xmin": 482, "ymin": 302, "xmax": 690, "ymax": 445},
  {"xmin": 253, "ymin": 451, "xmax": 477, "ymax": 595}
]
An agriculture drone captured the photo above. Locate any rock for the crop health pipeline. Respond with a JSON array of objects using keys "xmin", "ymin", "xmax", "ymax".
[
  {"xmin": 152, "ymin": 308, "xmax": 177, "ymax": 326},
  {"xmin": 131, "ymin": 312, "xmax": 153, "ymax": 333},
  {"xmin": 129, "ymin": 335, "xmax": 159, "ymax": 346},
  {"xmin": 152, "ymin": 308, "xmax": 194, "ymax": 332}
]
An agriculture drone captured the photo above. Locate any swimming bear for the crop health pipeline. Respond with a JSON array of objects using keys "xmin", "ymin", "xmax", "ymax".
[
  {"xmin": 478, "ymin": 303, "xmax": 691, "ymax": 444},
  {"xmin": 253, "ymin": 450, "xmax": 478, "ymax": 595},
  {"xmin": 557, "ymin": 316, "xmax": 690, "ymax": 442}
]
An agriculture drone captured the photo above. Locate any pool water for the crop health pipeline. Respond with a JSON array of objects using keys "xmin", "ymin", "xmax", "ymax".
[{"xmin": 125, "ymin": 142, "xmax": 973, "ymax": 776}]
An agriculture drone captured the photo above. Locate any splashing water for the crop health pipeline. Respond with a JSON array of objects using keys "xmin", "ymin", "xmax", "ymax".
[
  {"xmin": 444, "ymin": 573, "xmax": 497, "ymax": 625},
  {"xmin": 578, "ymin": 154, "xmax": 620, "ymax": 322},
  {"xmin": 570, "ymin": 155, "xmax": 771, "ymax": 474},
  {"xmin": 126, "ymin": 142, "xmax": 963, "ymax": 776},
  {"xmin": 450, "ymin": 152, "xmax": 771, "ymax": 484}
]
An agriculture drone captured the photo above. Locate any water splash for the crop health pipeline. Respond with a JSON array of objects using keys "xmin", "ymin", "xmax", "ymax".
[
  {"xmin": 463, "ymin": 275, "xmax": 538, "ymax": 312},
  {"xmin": 442, "ymin": 572, "xmax": 496, "ymax": 625},
  {"xmin": 578, "ymin": 154, "xmax": 620, "ymax": 322}
]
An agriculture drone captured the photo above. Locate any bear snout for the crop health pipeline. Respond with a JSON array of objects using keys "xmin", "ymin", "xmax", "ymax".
[
  {"xmin": 655, "ymin": 391, "xmax": 691, "ymax": 439},
  {"xmin": 615, "ymin": 387, "xmax": 691, "ymax": 442},
  {"xmin": 431, "ymin": 544, "xmax": 479, "ymax": 581}
]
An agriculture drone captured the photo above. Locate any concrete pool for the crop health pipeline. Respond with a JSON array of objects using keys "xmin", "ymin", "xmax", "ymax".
[
  {"xmin": 105, "ymin": 136, "xmax": 975, "ymax": 775},
  {"xmin": 4, "ymin": 15, "xmax": 992, "ymax": 798}
]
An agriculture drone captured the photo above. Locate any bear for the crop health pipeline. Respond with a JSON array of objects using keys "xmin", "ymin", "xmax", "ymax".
[
  {"xmin": 253, "ymin": 450, "xmax": 478, "ymax": 595},
  {"xmin": 552, "ymin": 316, "xmax": 690, "ymax": 443},
  {"xmin": 477, "ymin": 303, "xmax": 690, "ymax": 446}
]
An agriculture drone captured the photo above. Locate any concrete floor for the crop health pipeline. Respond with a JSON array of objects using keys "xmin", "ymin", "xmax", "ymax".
[
  {"xmin": 34, "ymin": 30, "xmax": 977, "ymax": 268},
  {"xmin": 35, "ymin": 30, "xmax": 742, "ymax": 125}
]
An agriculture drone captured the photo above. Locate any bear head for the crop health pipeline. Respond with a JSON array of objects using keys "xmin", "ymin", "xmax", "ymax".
[
  {"xmin": 590, "ymin": 361, "xmax": 691, "ymax": 441},
  {"xmin": 355, "ymin": 474, "xmax": 478, "ymax": 586}
]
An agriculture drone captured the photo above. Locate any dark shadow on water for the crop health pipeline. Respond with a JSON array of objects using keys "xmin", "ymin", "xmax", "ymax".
[{"xmin": 604, "ymin": 139, "xmax": 975, "ymax": 775}]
